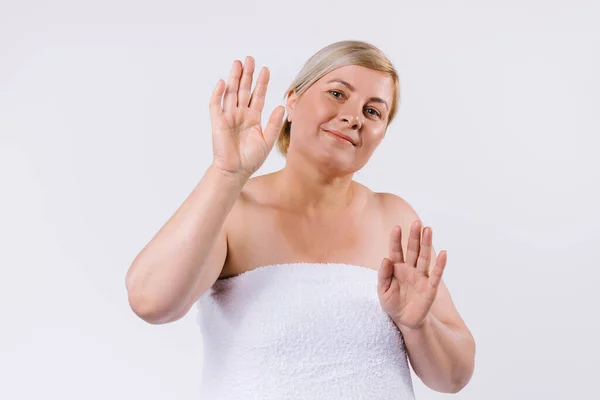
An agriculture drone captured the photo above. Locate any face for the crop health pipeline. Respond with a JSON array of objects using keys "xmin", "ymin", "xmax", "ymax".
[{"xmin": 286, "ymin": 64, "xmax": 394, "ymax": 174}]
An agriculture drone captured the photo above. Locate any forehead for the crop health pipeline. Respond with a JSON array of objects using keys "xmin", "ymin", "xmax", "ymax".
[{"xmin": 317, "ymin": 65, "xmax": 394, "ymax": 100}]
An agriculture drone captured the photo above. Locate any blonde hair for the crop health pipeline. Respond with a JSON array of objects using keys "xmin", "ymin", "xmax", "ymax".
[{"xmin": 276, "ymin": 40, "xmax": 400, "ymax": 156}]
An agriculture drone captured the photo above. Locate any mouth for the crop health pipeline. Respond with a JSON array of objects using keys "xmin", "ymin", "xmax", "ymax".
[{"xmin": 324, "ymin": 129, "xmax": 355, "ymax": 146}]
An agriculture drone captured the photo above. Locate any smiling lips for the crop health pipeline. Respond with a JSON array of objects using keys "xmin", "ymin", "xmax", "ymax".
[{"xmin": 324, "ymin": 129, "xmax": 355, "ymax": 145}]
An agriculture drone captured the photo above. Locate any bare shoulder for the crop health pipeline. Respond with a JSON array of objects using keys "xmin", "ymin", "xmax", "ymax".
[
  {"xmin": 224, "ymin": 172, "xmax": 276, "ymax": 219},
  {"xmin": 374, "ymin": 191, "xmax": 421, "ymax": 224},
  {"xmin": 239, "ymin": 172, "xmax": 279, "ymax": 206},
  {"xmin": 373, "ymin": 191, "xmax": 431, "ymax": 269},
  {"xmin": 374, "ymin": 191, "xmax": 470, "ymax": 330},
  {"xmin": 218, "ymin": 173, "xmax": 277, "ymax": 250}
]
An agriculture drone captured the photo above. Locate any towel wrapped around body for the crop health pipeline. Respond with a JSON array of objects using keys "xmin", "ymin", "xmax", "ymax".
[{"xmin": 195, "ymin": 262, "xmax": 416, "ymax": 399}]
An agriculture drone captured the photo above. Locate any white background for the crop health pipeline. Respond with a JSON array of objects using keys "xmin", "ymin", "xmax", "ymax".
[{"xmin": 1, "ymin": 1, "xmax": 599, "ymax": 399}]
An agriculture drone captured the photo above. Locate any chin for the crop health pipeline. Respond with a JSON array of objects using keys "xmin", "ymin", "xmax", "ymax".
[{"xmin": 314, "ymin": 145, "xmax": 356, "ymax": 171}]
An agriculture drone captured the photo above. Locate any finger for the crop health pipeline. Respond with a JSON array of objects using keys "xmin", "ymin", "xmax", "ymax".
[
  {"xmin": 223, "ymin": 60, "xmax": 242, "ymax": 113},
  {"xmin": 249, "ymin": 66, "xmax": 269, "ymax": 112},
  {"xmin": 427, "ymin": 250, "xmax": 447, "ymax": 289},
  {"xmin": 261, "ymin": 105, "xmax": 286, "ymax": 149},
  {"xmin": 209, "ymin": 79, "xmax": 225, "ymax": 119},
  {"xmin": 237, "ymin": 56, "xmax": 255, "ymax": 108},
  {"xmin": 416, "ymin": 227, "xmax": 432, "ymax": 276},
  {"xmin": 377, "ymin": 257, "xmax": 394, "ymax": 294},
  {"xmin": 405, "ymin": 220, "xmax": 422, "ymax": 268},
  {"xmin": 388, "ymin": 225, "xmax": 404, "ymax": 264}
]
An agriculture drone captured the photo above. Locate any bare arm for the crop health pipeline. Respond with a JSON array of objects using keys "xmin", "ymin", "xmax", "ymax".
[
  {"xmin": 125, "ymin": 56, "xmax": 284, "ymax": 325},
  {"xmin": 125, "ymin": 166, "xmax": 246, "ymax": 324},
  {"xmin": 379, "ymin": 192, "xmax": 475, "ymax": 392},
  {"xmin": 396, "ymin": 313, "xmax": 475, "ymax": 393}
]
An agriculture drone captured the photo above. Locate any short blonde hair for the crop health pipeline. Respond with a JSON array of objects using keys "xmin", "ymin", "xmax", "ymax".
[{"xmin": 276, "ymin": 40, "xmax": 400, "ymax": 156}]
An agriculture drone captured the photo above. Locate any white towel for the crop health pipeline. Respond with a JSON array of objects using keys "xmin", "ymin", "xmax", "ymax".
[{"xmin": 195, "ymin": 262, "xmax": 416, "ymax": 399}]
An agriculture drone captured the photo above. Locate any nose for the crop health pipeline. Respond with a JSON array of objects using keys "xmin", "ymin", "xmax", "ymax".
[{"xmin": 339, "ymin": 103, "xmax": 364, "ymax": 130}]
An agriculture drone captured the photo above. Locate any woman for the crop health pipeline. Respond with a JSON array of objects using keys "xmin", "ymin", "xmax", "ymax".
[{"xmin": 126, "ymin": 40, "xmax": 476, "ymax": 398}]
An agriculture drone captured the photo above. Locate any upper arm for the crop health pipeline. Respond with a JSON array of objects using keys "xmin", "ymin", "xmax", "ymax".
[
  {"xmin": 381, "ymin": 193, "xmax": 468, "ymax": 331},
  {"xmin": 166, "ymin": 224, "xmax": 228, "ymax": 323}
]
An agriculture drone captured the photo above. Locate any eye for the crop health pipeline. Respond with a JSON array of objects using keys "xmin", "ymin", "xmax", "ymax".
[
  {"xmin": 329, "ymin": 90, "xmax": 381, "ymax": 118},
  {"xmin": 329, "ymin": 90, "xmax": 344, "ymax": 99},
  {"xmin": 366, "ymin": 108, "xmax": 381, "ymax": 118}
]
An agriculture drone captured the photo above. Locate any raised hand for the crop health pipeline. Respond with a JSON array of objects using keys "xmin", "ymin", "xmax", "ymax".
[
  {"xmin": 377, "ymin": 220, "xmax": 448, "ymax": 331},
  {"xmin": 209, "ymin": 56, "xmax": 285, "ymax": 180}
]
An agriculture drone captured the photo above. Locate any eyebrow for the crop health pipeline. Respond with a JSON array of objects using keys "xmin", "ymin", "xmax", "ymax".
[{"xmin": 326, "ymin": 79, "xmax": 389, "ymax": 110}]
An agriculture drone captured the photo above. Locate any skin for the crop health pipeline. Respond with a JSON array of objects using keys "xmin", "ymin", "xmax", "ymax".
[
  {"xmin": 126, "ymin": 57, "xmax": 475, "ymax": 393},
  {"xmin": 281, "ymin": 64, "xmax": 393, "ymax": 190},
  {"xmin": 221, "ymin": 63, "xmax": 397, "ymax": 276},
  {"xmin": 125, "ymin": 55, "xmax": 475, "ymax": 393},
  {"xmin": 217, "ymin": 59, "xmax": 475, "ymax": 393}
]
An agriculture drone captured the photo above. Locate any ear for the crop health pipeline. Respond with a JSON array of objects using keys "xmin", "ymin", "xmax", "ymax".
[{"xmin": 286, "ymin": 90, "xmax": 298, "ymax": 122}]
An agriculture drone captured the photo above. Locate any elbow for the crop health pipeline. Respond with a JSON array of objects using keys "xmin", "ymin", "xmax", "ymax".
[
  {"xmin": 127, "ymin": 288, "xmax": 180, "ymax": 325},
  {"xmin": 448, "ymin": 342, "xmax": 476, "ymax": 393},
  {"xmin": 429, "ymin": 376, "xmax": 471, "ymax": 394},
  {"xmin": 447, "ymin": 378, "xmax": 470, "ymax": 394},
  {"xmin": 432, "ymin": 372, "xmax": 473, "ymax": 394},
  {"xmin": 448, "ymin": 373, "xmax": 473, "ymax": 394},
  {"xmin": 125, "ymin": 263, "xmax": 174, "ymax": 324}
]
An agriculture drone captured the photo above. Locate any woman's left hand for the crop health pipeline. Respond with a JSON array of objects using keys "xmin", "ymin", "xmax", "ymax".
[{"xmin": 377, "ymin": 220, "xmax": 447, "ymax": 331}]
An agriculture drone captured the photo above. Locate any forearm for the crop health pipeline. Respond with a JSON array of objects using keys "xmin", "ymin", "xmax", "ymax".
[
  {"xmin": 396, "ymin": 313, "xmax": 475, "ymax": 393},
  {"xmin": 125, "ymin": 165, "xmax": 246, "ymax": 316}
]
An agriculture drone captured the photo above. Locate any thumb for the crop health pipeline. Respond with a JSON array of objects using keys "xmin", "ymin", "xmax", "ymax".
[
  {"xmin": 377, "ymin": 258, "xmax": 394, "ymax": 294},
  {"xmin": 262, "ymin": 105, "xmax": 286, "ymax": 149}
]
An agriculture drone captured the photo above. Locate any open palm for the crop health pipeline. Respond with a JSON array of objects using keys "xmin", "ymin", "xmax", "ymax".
[
  {"xmin": 377, "ymin": 220, "xmax": 447, "ymax": 331},
  {"xmin": 210, "ymin": 56, "xmax": 285, "ymax": 179}
]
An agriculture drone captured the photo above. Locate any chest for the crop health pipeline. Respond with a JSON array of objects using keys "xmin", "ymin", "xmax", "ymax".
[{"xmin": 221, "ymin": 201, "xmax": 391, "ymax": 278}]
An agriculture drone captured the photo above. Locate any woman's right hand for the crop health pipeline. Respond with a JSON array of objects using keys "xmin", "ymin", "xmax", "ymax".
[{"xmin": 209, "ymin": 56, "xmax": 285, "ymax": 181}]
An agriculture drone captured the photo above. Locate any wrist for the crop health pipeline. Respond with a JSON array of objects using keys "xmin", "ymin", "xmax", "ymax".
[
  {"xmin": 208, "ymin": 164, "xmax": 250, "ymax": 187},
  {"xmin": 395, "ymin": 312, "xmax": 435, "ymax": 335}
]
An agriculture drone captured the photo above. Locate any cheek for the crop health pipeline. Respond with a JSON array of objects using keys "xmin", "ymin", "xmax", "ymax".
[
  {"xmin": 371, "ymin": 125, "xmax": 387, "ymax": 139},
  {"xmin": 360, "ymin": 131, "xmax": 385, "ymax": 155},
  {"xmin": 362, "ymin": 128, "xmax": 386, "ymax": 146},
  {"xmin": 308, "ymin": 99, "xmax": 336, "ymax": 121}
]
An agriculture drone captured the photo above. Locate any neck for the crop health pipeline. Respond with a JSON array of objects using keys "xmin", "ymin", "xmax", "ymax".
[{"xmin": 273, "ymin": 152, "xmax": 356, "ymax": 214}]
